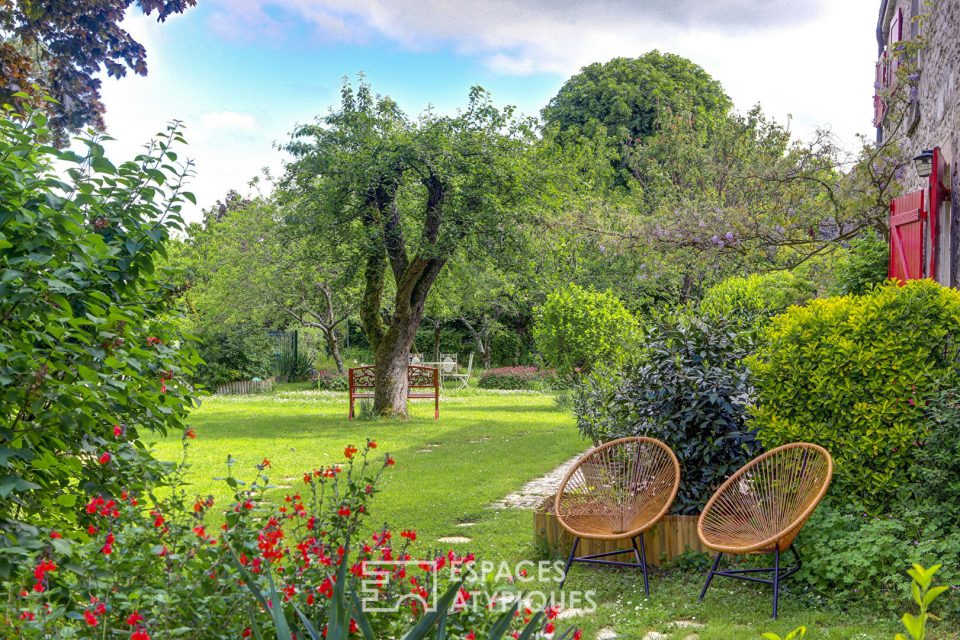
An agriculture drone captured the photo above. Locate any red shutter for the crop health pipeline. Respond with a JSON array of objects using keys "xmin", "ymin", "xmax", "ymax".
[
  {"xmin": 888, "ymin": 189, "xmax": 926, "ymax": 281},
  {"xmin": 889, "ymin": 8, "xmax": 903, "ymax": 76}
]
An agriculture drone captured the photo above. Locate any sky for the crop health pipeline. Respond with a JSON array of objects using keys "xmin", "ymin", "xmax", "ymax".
[{"xmin": 99, "ymin": 0, "xmax": 882, "ymax": 222}]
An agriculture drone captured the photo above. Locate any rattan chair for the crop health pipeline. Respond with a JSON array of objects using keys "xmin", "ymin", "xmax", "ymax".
[
  {"xmin": 696, "ymin": 443, "xmax": 833, "ymax": 618},
  {"xmin": 554, "ymin": 436, "xmax": 680, "ymax": 596}
]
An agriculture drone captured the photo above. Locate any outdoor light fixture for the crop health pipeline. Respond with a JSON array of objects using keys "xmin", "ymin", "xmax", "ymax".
[{"xmin": 914, "ymin": 149, "xmax": 934, "ymax": 178}]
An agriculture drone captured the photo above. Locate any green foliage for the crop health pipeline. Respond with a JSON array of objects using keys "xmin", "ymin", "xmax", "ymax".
[
  {"xmin": 542, "ymin": 52, "xmax": 731, "ymax": 144},
  {"xmin": 762, "ymin": 627, "xmax": 806, "ymax": 640},
  {"xmin": 0, "ymin": 105, "xmax": 199, "ymax": 573},
  {"xmin": 574, "ymin": 309, "xmax": 759, "ymax": 513},
  {"xmin": 193, "ymin": 324, "xmax": 275, "ymax": 389},
  {"xmin": 828, "ymin": 231, "xmax": 890, "ymax": 296},
  {"xmin": 699, "ymin": 271, "xmax": 814, "ymax": 331},
  {"xmin": 276, "ymin": 348, "xmax": 316, "ymax": 382},
  {"xmin": 748, "ymin": 280, "xmax": 960, "ymax": 510},
  {"xmin": 895, "ymin": 564, "xmax": 948, "ymax": 640},
  {"xmin": 905, "ymin": 388, "xmax": 960, "ymax": 519},
  {"xmin": 533, "ymin": 284, "xmax": 640, "ymax": 377},
  {"xmin": 768, "ymin": 564, "xmax": 948, "ymax": 640},
  {"xmin": 314, "ymin": 369, "xmax": 348, "ymax": 391}
]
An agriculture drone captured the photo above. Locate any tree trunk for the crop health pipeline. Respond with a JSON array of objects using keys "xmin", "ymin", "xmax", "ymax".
[
  {"xmin": 325, "ymin": 328, "xmax": 345, "ymax": 374},
  {"xmin": 372, "ymin": 311, "xmax": 421, "ymax": 418}
]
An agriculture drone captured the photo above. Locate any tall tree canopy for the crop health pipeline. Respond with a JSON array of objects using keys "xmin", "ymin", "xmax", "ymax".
[
  {"xmin": 542, "ymin": 52, "xmax": 732, "ymax": 144},
  {"xmin": 282, "ymin": 81, "xmax": 533, "ymax": 416},
  {"xmin": 0, "ymin": 0, "xmax": 196, "ymax": 144}
]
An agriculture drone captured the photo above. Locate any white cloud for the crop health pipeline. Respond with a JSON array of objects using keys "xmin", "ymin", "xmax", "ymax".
[
  {"xmin": 200, "ymin": 0, "xmax": 878, "ymax": 148},
  {"xmin": 199, "ymin": 111, "xmax": 259, "ymax": 130}
]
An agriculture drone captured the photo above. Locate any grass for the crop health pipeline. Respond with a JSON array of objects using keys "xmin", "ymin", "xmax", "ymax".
[{"xmin": 144, "ymin": 385, "xmax": 927, "ymax": 640}]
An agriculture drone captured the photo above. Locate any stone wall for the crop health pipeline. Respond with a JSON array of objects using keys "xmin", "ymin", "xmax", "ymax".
[{"xmin": 879, "ymin": 0, "xmax": 959, "ymax": 284}]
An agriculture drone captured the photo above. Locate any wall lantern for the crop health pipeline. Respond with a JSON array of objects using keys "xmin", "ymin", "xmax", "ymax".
[{"xmin": 914, "ymin": 149, "xmax": 935, "ymax": 178}]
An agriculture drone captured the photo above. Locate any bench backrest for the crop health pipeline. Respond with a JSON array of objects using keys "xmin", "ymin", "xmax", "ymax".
[{"xmin": 349, "ymin": 366, "xmax": 438, "ymax": 391}]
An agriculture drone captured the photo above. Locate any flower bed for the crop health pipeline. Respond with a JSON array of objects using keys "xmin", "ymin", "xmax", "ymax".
[{"xmin": 478, "ymin": 366, "xmax": 559, "ymax": 390}]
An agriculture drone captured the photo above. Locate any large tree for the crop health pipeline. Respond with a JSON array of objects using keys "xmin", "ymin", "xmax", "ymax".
[
  {"xmin": 282, "ymin": 82, "xmax": 532, "ymax": 417},
  {"xmin": 177, "ymin": 195, "xmax": 360, "ymax": 374},
  {"xmin": 0, "ymin": 0, "xmax": 196, "ymax": 144},
  {"xmin": 542, "ymin": 52, "xmax": 731, "ymax": 144}
]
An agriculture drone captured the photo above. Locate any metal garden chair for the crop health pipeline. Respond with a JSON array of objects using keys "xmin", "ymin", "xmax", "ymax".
[
  {"xmin": 696, "ymin": 442, "xmax": 833, "ymax": 618},
  {"xmin": 554, "ymin": 436, "xmax": 680, "ymax": 596}
]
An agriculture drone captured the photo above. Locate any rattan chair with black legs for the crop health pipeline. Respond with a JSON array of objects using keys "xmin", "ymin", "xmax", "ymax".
[
  {"xmin": 554, "ymin": 436, "xmax": 680, "ymax": 596},
  {"xmin": 696, "ymin": 443, "xmax": 833, "ymax": 618}
]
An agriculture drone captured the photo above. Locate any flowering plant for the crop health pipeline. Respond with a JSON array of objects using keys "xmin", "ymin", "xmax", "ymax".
[{"xmin": 5, "ymin": 438, "xmax": 576, "ymax": 640}]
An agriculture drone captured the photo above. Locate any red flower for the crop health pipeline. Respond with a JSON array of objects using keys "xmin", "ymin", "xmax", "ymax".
[
  {"xmin": 574, "ymin": 631, "xmax": 583, "ymax": 640},
  {"xmin": 113, "ymin": 424, "xmax": 123, "ymax": 438},
  {"xmin": 184, "ymin": 428, "xmax": 197, "ymax": 439},
  {"xmin": 465, "ymin": 632, "xmax": 475, "ymax": 640},
  {"xmin": 131, "ymin": 630, "xmax": 151, "ymax": 640},
  {"xmin": 337, "ymin": 506, "xmax": 351, "ymax": 518},
  {"xmin": 33, "ymin": 559, "xmax": 56, "ymax": 582},
  {"xmin": 19, "ymin": 611, "xmax": 35, "ymax": 621},
  {"xmin": 126, "ymin": 611, "xmax": 144, "ymax": 625},
  {"xmin": 344, "ymin": 445, "xmax": 358, "ymax": 460},
  {"xmin": 146, "ymin": 336, "xmax": 161, "ymax": 346},
  {"xmin": 84, "ymin": 610, "xmax": 99, "ymax": 626},
  {"xmin": 385, "ymin": 456, "xmax": 395, "ymax": 466},
  {"xmin": 400, "ymin": 530, "xmax": 416, "ymax": 542},
  {"xmin": 152, "ymin": 512, "xmax": 165, "ymax": 528},
  {"xmin": 50, "ymin": 530, "xmax": 62, "ymax": 539},
  {"xmin": 98, "ymin": 452, "xmax": 111, "ymax": 465},
  {"xmin": 545, "ymin": 622, "xmax": 555, "ymax": 634},
  {"xmin": 367, "ymin": 440, "xmax": 377, "ymax": 449},
  {"xmin": 242, "ymin": 629, "xmax": 252, "ymax": 638}
]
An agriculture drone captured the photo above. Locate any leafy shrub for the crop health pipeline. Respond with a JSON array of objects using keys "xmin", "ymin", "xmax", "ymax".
[
  {"xmin": 478, "ymin": 366, "xmax": 558, "ymax": 390},
  {"xmin": 533, "ymin": 284, "xmax": 640, "ymax": 376},
  {"xmin": 901, "ymin": 387, "xmax": 960, "ymax": 519},
  {"xmin": 699, "ymin": 271, "xmax": 814, "ymax": 332},
  {"xmin": 828, "ymin": 231, "xmax": 890, "ymax": 296},
  {"xmin": 575, "ymin": 309, "xmax": 759, "ymax": 513},
  {"xmin": 276, "ymin": 348, "xmax": 316, "ymax": 382},
  {"xmin": 0, "ymin": 106, "xmax": 199, "ymax": 572},
  {"xmin": 194, "ymin": 323, "xmax": 275, "ymax": 389},
  {"xmin": 314, "ymin": 368, "xmax": 348, "ymax": 391},
  {"xmin": 6, "ymin": 440, "xmax": 573, "ymax": 639},
  {"xmin": 748, "ymin": 280, "xmax": 960, "ymax": 511}
]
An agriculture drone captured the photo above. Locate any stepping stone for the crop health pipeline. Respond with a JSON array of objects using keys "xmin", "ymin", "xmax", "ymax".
[
  {"xmin": 642, "ymin": 633, "xmax": 667, "ymax": 640},
  {"xmin": 670, "ymin": 621, "xmax": 704, "ymax": 630},
  {"xmin": 436, "ymin": 536, "xmax": 471, "ymax": 544},
  {"xmin": 556, "ymin": 608, "xmax": 585, "ymax": 619},
  {"xmin": 596, "ymin": 630, "xmax": 618, "ymax": 640},
  {"xmin": 455, "ymin": 522, "xmax": 476, "ymax": 527}
]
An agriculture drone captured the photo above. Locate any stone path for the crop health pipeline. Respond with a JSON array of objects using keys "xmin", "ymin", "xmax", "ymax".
[{"xmin": 488, "ymin": 454, "xmax": 583, "ymax": 509}]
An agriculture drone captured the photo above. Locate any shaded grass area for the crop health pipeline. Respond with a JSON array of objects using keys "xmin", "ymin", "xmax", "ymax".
[{"xmin": 144, "ymin": 387, "xmax": 929, "ymax": 640}]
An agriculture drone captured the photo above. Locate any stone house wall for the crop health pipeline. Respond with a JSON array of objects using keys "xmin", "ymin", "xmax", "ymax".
[{"xmin": 877, "ymin": 0, "xmax": 959, "ymax": 285}]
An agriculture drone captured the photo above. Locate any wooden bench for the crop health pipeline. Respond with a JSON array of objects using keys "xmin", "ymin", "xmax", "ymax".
[{"xmin": 348, "ymin": 365, "xmax": 439, "ymax": 419}]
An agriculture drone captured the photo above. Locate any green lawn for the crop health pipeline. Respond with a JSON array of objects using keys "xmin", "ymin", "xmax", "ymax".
[{"xmin": 145, "ymin": 386, "xmax": 919, "ymax": 640}]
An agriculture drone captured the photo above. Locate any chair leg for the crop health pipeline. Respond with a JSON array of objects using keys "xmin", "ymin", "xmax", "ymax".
[
  {"xmin": 699, "ymin": 552, "xmax": 723, "ymax": 602},
  {"xmin": 772, "ymin": 546, "xmax": 780, "ymax": 619},
  {"xmin": 632, "ymin": 534, "xmax": 649, "ymax": 597},
  {"xmin": 559, "ymin": 537, "xmax": 579, "ymax": 589}
]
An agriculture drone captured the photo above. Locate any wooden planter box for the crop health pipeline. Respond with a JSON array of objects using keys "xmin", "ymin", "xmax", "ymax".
[{"xmin": 533, "ymin": 495, "xmax": 707, "ymax": 565}]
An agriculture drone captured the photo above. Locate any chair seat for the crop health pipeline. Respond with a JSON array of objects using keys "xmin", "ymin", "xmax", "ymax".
[
  {"xmin": 555, "ymin": 437, "xmax": 680, "ymax": 542},
  {"xmin": 697, "ymin": 443, "xmax": 833, "ymax": 554}
]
